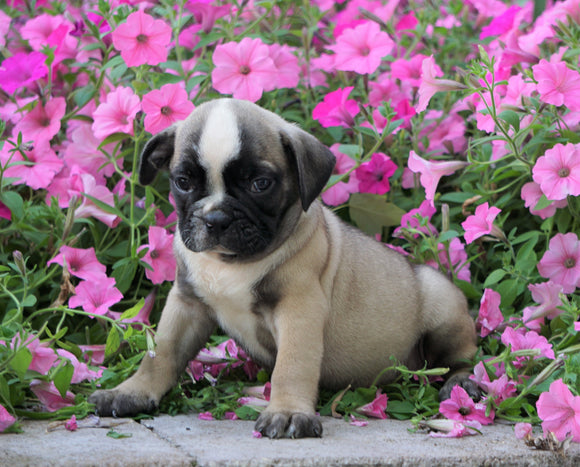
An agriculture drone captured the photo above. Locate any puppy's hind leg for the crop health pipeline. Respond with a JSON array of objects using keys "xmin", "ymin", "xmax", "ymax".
[{"xmin": 415, "ymin": 266, "xmax": 481, "ymax": 401}]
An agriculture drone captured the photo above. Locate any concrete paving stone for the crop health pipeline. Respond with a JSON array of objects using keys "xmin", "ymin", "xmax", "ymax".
[{"xmin": 2, "ymin": 414, "xmax": 580, "ymax": 467}]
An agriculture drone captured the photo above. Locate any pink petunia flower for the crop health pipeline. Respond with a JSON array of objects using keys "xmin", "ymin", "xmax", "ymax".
[
  {"xmin": 0, "ymin": 51, "xmax": 48, "ymax": 94},
  {"xmin": 515, "ymin": 422, "xmax": 533, "ymax": 440},
  {"xmin": 349, "ymin": 415, "xmax": 369, "ymax": 427},
  {"xmin": 479, "ymin": 5, "xmax": 521, "ymax": 40},
  {"xmin": 416, "ymin": 55, "xmax": 466, "ymax": 112},
  {"xmin": 521, "ymin": 181, "xmax": 567, "ymax": 219},
  {"xmin": 355, "ymin": 153, "xmax": 398, "ymax": 195},
  {"xmin": 138, "ymin": 226, "xmax": 176, "ymax": 284},
  {"xmin": 92, "ymin": 87, "xmax": 141, "ymax": 140},
  {"xmin": 29, "ymin": 380, "xmax": 75, "ymax": 412},
  {"xmin": 532, "ymin": 143, "xmax": 580, "ymax": 201},
  {"xmin": 328, "ymin": 21, "xmax": 394, "ymax": 75},
  {"xmin": 427, "ymin": 419, "xmax": 482, "ymax": 438},
  {"xmin": 211, "ymin": 37, "xmax": 277, "ymax": 102},
  {"xmin": 500, "ymin": 326, "xmax": 555, "ymax": 367},
  {"xmin": 0, "ymin": 201, "xmax": 10, "ymax": 221},
  {"xmin": 184, "ymin": 0, "xmax": 230, "ymax": 34},
  {"xmin": 320, "ymin": 144, "xmax": 358, "ymax": 206},
  {"xmin": 355, "ymin": 391, "xmax": 388, "ymax": 419},
  {"xmin": 407, "ymin": 150, "xmax": 468, "ymax": 201},
  {"xmin": 78, "ymin": 344, "xmax": 106, "ymax": 366},
  {"xmin": 537, "ymin": 232, "xmax": 580, "ymax": 294},
  {"xmin": 264, "ymin": 44, "xmax": 300, "ymax": 91},
  {"xmin": 112, "ymin": 10, "xmax": 172, "ymax": 67},
  {"xmin": 312, "ymin": 87, "xmax": 359, "ymax": 128},
  {"xmin": 47, "ymin": 246, "xmax": 107, "ymax": 282},
  {"xmin": 69, "ymin": 277, "xmax": 123, "ymax": 318},
  {"xmin": 65, "ymin": 415, "xmax": 78, "ymax": 431},
  {"xmin": 477, "ymin": 288, "xmax": 504, "ymax": 338},
  {"xmin": 537, "ymin": 379, "xmax": 580, "ymax": 442},
  {"xmin": 0, "ymin": 11, "xmax": 10, "ymax": 48},
  {"xmin": 73, "ymin": 172, "xmax": 121, "ymax": 228},
  {"xmin": 394, "ymin": 200, "xmax": 437, "ymax": 238},
  {"xmin": 532, "ymin": 59, "xmax": 580, "ymax": 111},
  {"xmin": 523, "ymin": 281, "xmax": 564, "ymax": 322},
  {"xmin": 426, "ymin": 238, "xmax": 472, "ymax": 283},
  {"xmin": 142, "ymin": 84, "xmax": 195, "ymax": 134},
  {"xmin": 0, "ymin": 404, "xmax": 16, "ymax": 432},
  {"xmin": 13, "ymin": 97, "xmax": 66, "ymax": 143},
  {"xmin": 56, "ymin": 349, "xmax": 102, "ymax": 384},
  {"xmin": 461, "ymin": 202, "xmax": 501, "ymax": 244},
  {"xmin": 439, "ymin": 385, "xmax": 494, "ymax": 425}
]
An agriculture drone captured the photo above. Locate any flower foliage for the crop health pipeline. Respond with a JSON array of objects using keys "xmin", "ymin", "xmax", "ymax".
[{"xmin": 0, "ymin": 0, "xmax": 580, "ymax": 444}]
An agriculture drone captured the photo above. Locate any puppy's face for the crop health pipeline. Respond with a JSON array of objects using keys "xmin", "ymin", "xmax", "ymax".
[{"xmin": 139, "ymin": 99, "xmax": 336, "ymax": 260}]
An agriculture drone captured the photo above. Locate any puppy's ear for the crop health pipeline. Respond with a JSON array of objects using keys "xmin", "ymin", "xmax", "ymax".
[
  {"xmin": 280, "ymin": 128, "xmax": 336, "ymax": 211},
  {"xmin": 139, "ymin": 125, "xmax": 178, "ymax": 185}
]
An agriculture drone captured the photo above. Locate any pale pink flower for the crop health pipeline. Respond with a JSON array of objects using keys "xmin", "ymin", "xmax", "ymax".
[
  {"xmin": 394, "ymin": 200, "xmax": 437, "ymax": 238},
  {"xmin": 20, "ymin": 13, "xmax": 71, "ymax": 51},
  {"xmin": 407, "ymin": 151, "xmax": 468, "ymax": 201},
  {"xmin": 537, "ymin": 379, "xmax": 580, "ymax": 442},
  {"xmin": 78, "ymin": 344, "xmax": 106, "ymax": 366},
  {"xmin": 13, "ymin": 97, "xmax": 66, "ymax": 143},
  {"xmin": 521, "ymin": 181, "xmax": 567, "ymax": 219},
  {"xmin": 65, "ymin": 415, "xmax": 78, "ymax": 431},
  {"xmin": 532, "ymin": 143, "xmax": 580, "ymax": 201},
  {"xmin": 0, "ymin": 51, "xmax": 48, "ymax": 94},
  {"xmin": 390, "ymin": 54, "xmax": 428, "ymax": 87},
  {"xmin": 514, "ymin": 422, "xmax": 532, "ymax": 439},
  {"xmin": 112, "ymin": 10, "xmax": 172, "ymax": 67},
  {"xmin": 138, "ymin": 226, "xmax": 176, "ymax": 284},
  {"xmin": 56, "ymin": 349, "xmax": 102, "ymax": 383},
  {"xmin": 416, "ymin": 55, "xmax": 466, "ymax": 112},
  {"xmin": 500, "ymin": 327, "xmax": 555, "ymax": 367},
  {"xmin": 264, "ymin": 44, "xmax": 300, "ymax": 91},
  {"xmin": 328, "ymin": 21, "xmax": 394, "ymax": 75},
  {"xmin": 321, "ymin": 144, "xmax": 358, "ymax": 206},
  {"xmin": 142, "ymin": 84, "xmax": 195, "ymax": 134},
  {"xmin": 523, "ymin": 281, "xmax": 564, "ymax": 322},
  {"xmin": 0, "ymin": 404, "xmax": 16, "ymax": 432},
  {"xmin": 211, "ymin": 37, "xmax": 276, "ymax": 102},
  {"xmin": 2, "ymin": 139, "xmax": 63, "ymax": 190},
  {"xmin": 484, "ymin": 375, "xmax": 517, "ymax": 404},
  {"xmin": 242, "ymin": 382, "xmax": 271, "ymax": 402},
  {"xmin": 355, "ymin": 391, "xmax": 388, "ymax": 419},
  {"xmin": 63, "ymin": 124, "xmax": 117, "ymax": 181},
  {"xmin": 108, "ymin": 290, "xmax": 156, "ymax": 328},
  {"xmin": 69, "ymin": 277, "xmax": 123, "ymax": 318},
  {"xmin": 427, "ymin": 419, "xmax": 482, "ymax": 438},
  {"xmin": 312, "ymin": 87, "xmax": 359, "ymax": 128},
  {"xmin": 0, "ymin": 11, "xmax": 10, "ymax": 48},
  {"xmin": 92, "ymin": 87, "xmax": 141, "ymax": 140},
  {"xmin": 533, "ymin": 59, "xmax": 580, "ymax": 111},
  {"xmin": 47, "ymin": 246, "xmax": 107, "ymax": 282},
  {"xmin": 198, "ymin": 411, "xmax": 214, "ymax": 421},
  {"xmin": 434, "ymin": 238, "xmax": 472, "ymax": 283},
  {"xmin": 73, "ymin": 172, "xmax": 121, "ymax": 228},
  {"xmin": 418, "ymin": 110, "xmax": 466, "ymax": 155},
  {"xmin": 355, "ymin": 153, "xmax": 397, "ymax": 195},
  {"xmin": 461, "ymin": 202, "xmax": 501, "ymax": 244},
  {"xmin": 537, "ymin": 233, "xmax": 580, "ymax": 294},
  {"xmin": 184, "ymin": 0, "xmax": 230, "ymax": 34},
  {"xmin": 439, "ymin": 385, "xmax": 494, "ymax": 425},
  {"xmin": 477, "ymin": 288, "xmax": 504, "ymax": 337},
  {"xmin": 8, "ymin": 334, "xmax": 57, "ymax": 375},
  {"xmin": 29, "ymin": 380, "xmax": 75, "ymax": 412},
  {"xmin": 349, "ymin": 415, "xmax": 369, "ymax": 427}
]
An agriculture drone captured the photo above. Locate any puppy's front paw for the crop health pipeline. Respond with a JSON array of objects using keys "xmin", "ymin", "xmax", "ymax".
[
  {"xmin": 439, "ymin": 372, "xmax": 482, "ymax": 402},
  {"xmin": 255, "ymin": 411, "xmax": 323, "ymax": 439},
  {"xmin": 88, "ymin": 389, "xmax": 158, "ymax": 417}
]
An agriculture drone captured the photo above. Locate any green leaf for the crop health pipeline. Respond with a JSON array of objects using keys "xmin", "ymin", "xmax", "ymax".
[
  {"xmin": 21, "ymin": 295, "xmax": 37, "ymax": 308},
  {"xmin": 111, "ymin": 261, "xmax": 137, "ymax": 294},
  {"xmin": 106, "ymin": 429, "xmax": 132, "ymax": 439},
  {"xmin": 349, "ymin": 193, "xmax": 405, "ymax": 236},
  {"xmin": 53, "ymin": 362, "xmax": 74, "ymax": 399},
  {"xmin": 438, "ymin": 230, "xmax": 459, "ymax": 243},
  {"xmin": 483, "ymin": 269, "xmax": 507, "ymax": 288},
  {"xmin": 120, "ymin": 298, "xmax": 145, "ymax": 321},
  {"xmin": 9, "ymin": 347, "xmax": 32, "ymax": 379},
  {"xmin": 0, "ymin": 374, "xmax": 10, "ymax": 405},
  {"xmin": 498, "ymin": 110, "xmax": 520, "ymax": 132},
  {"xmin": 105, "ymin": 328, "xmax": 121, "ymax": 358},
  {"xmin": 0, "ymin": 191, "xmax": 24, "ymax": 220}
]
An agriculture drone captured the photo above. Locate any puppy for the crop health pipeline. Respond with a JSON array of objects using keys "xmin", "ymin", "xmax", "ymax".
[{"xmin": 89, "ymin": 98, "xmax": 479, "ymax": 438}]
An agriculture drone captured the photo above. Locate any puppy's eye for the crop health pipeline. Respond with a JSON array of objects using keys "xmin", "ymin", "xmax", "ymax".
[
  {"xmin": 174, "ymin": 176, "xmax": 193, "ymax": 192},
  {"xmin": 250, "ymin": 177, "xmax": 273, "ymax": 193}
]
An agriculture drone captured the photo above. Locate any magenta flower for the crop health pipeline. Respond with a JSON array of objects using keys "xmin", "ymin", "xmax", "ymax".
[
  {"xmin": 439, "ymin": 385, "xmax": 494, "ymax": 425},
  {"xmin": 312, "ymin": 87, "xmax": 359, "ymax": 128},
  {"xmin": 112, "ymin": 10, "xmax": 172, "ymax": 67},
  {"xmin": 0, "ymin": 201, "xmax": 10, "ymax": 221},
  {"xmin": 211, "ymin": 37, "xmax": 277, "ymax": 102},
  {"xmin": 13, "ymin": 97, "xmax": 66, "ymax": 143},
  {"xmin": 395, "ymin": 200, "xmax": 437, "ymax": 238},
  {"xmin": 500, "ymin": 327, "xmax": 555, "ymax": 367},
  {"xmin": 523, "ymin": 281, "xmax": 564, "ymax": 322},
  {"xmin": 532, "ymin": 59, "xmax": 580, "ymax": 111},
  {"xmin": 92, "ymin": 86, "xmax": 141, "ymax": 140},
  {"xmin": 479, "ymin": 5, "xmax": 521, "ymax": 40},
  {"xmin": 355, "ymin": 153, "xmax": 398, "ymax": 195},
  {"xmin": 477, "ymin": 288, "xmax": 504, "ymax": 338},
  {"xmin": 69, "ymin": 277, "xmax": 123, "ymax": 318},
  {"xmin": 355, "ymin": 391, "xmax": 388, "ymax": 419},
  {"xmin": 537, "ymin": 233, "xmax": 580, "ymax": 294},
  {"xmin": 29, "ymin": 380, "xmax": 75, "ymax": 412},
  {"xmin": 390, "ymin": 54, "xmax": 427, "ymax": 88},
  {"xmin": 426, "ymin": 238, "xmax": 471, "ymax": 283},
  {"xmin": 328, "ymin": 21, "xmax": 394, "ymax": 75},
  {"xmin": 184, "ymin": 0, "xmax": 230, "ymax": 34},
  {"xmin": 0, "ymin": 404, "xmax": 16, "ymax": 432},
  {"xmin": 65, "ymin": 415, "xmax": 78, "ymax": 431},
  {"xmin": 537, "ymin": 379, "xmax": 580, "ymax": 442},
  {"xmin": 22, "ymin": 336, "xmax": 58, "ymax": 375},
  {"xmin": 521, "ymin": 181, "xmax": 567, "ymax": 219},
  {"xmin": 407, "ymin": 150, "xmax": 468, "ymax": 201},
  {"xmin": 320, "ymin": 144, "xmax": 358, "ymax": 206},
  {"xmin": 0, "ymin": 51, "xmax": 48, "ymax": 94},
  {"xmin": 532, "ymin": 143, "xmax": 580, "ymax": 201},
  {"xmin": 461, "ymin": 202, "xmax": 501, "ymax": 244},
  {"xmin": 416, "ymin": 55, "xmax": 466, "ymax": 112},
  {"xmin": 142, "ymin": 84, "xmax": 195, "ymax": 134},
  {"xmin": 47, "ymin": 246, "xmax": 107, "ymax": 282},
  {"xmin": 138, "ymin": 226, "xmax": 176, "ymax": 284}
]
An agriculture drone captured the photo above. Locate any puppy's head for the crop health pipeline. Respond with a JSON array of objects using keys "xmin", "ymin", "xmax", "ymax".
[{"xmin": 139, "ymin": 99, "xmax": 336, "ymax": 260}]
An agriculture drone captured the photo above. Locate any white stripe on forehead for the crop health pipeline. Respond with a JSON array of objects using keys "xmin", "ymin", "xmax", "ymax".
[{"xmin": 198, "ymin": 100, "xmax": 241, "ymax": 210}]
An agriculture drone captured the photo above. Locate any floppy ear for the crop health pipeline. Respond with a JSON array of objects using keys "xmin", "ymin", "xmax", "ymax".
[
  {"xmin": 280, "ymin": 127, "xmax": 336, "ymax": 211},
  {"xmin": 139, "ymin": 125, "xmax": 178, "ymax": 185}
]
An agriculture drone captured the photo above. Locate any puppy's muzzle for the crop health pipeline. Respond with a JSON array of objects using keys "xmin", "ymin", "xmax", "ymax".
[{"xmin": 203, "ymin": 209, "xmax": 232, "ymax": 235}]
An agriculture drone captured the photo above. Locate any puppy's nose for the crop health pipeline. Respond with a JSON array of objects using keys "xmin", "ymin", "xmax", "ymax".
[{"xmin": 203, "ymin": 210, "xmax": 232, "ymax": 232}]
